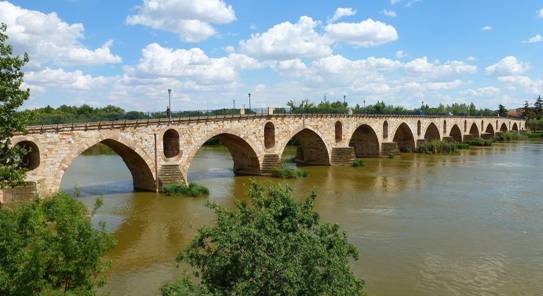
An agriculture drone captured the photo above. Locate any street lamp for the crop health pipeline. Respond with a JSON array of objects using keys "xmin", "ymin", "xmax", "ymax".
[
  {"xmin": 343, "ymin": 95, "xmax": 346, "ymax": 104},
  {"xmin": 248, "ymin": 93, "xmax": 252, "ymax": 110},
  {"xmin": 233, "ymin": 99, "xmax": 236, "ymax": 109},
  {"xmin": 168, "ymin": 89, "xmax": 172, "ymax": 120}
]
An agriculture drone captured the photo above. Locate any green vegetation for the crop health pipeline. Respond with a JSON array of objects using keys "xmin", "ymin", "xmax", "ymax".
[
  {"xmin": 416, "ymin": 140, "xmax": 469, "ymax": 154},
  {"xmin": 388, "ymin": 153, "xmax": 395, "ymax": 159},
  {"xmin": 352, "ymin": 159, "xmax": 365, "ymax": 167},
  {"xmin": 0, "ymin": 23, "xmax": 30, "ymax": 188},
  {"xmin": 523, "ymin": 131, "xmax": 543, "ymax": 138},
  {"xmin": 0, "ymin": 193, "xmax": 115, "ymax": 296},
  {"xmin": 163, "ymin": 183, "xmax": 209, "ymax": 197},
  {"xmin": 271, "ymin": 166, "xmax": 309, "ymax": 178},
  {"xmin": 526, "ymin": 118, "xmax": 543, "ymax": 132},
  {"xmin": 161, "ymin": 182, "xmax": 366, "ymax": 296},
  {"xmin": 494, "ymin": 132, "xmax": 521, "ymax": 142},
  {"xmin": 467, "ymin": 137, "xmax": 494, "ymax": 146}
]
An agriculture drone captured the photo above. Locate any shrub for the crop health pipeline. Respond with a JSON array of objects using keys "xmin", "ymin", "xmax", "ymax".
[
  {"xmin": 163, "ymin": 183, "xmax": 209, "ymax": 197},
  {"xmin": 271, "ymin": 166, "xmax": 308, "ymax": 179},
  {"xmin": 523, "ymin": 131, "xmax": 543, "ymax": 138},
  {"xmin": 388, "ymin": 153, "xmax": 395, "ymax": 159},
  {"xmin": 0, "ymin": 193, "xmax": 115, "ymax": 296},
  {"xmin": 415, "ymin": 140, "xmax": 470, "ymax": 154},
  {"xmin": 352, "ymin": 159, "xmax": 365, "ymax": 167},
  {"xmin": 494, "ymin": 132, "xmax": 521, "ymax": 142},
  {"xmin": 162, "ymin": 182, "xmax": 367, "ymax": 296},
  {"xmin": 467, "ymin": 137, "xmax": 494, "ymax": 146}
]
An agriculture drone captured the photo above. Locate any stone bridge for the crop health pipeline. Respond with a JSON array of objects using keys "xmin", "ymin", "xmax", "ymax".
[{"xmin": 10, "ymin": 112, "xmax": 525, "ymax": 197}]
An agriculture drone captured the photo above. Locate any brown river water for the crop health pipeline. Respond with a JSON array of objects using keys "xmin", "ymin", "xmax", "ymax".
[{"xmin": 60, "ymin": 141, "xmax": 543, "ymax": 296}]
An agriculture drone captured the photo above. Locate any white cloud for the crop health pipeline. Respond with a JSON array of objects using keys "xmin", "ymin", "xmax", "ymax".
[
  {"xmin": 481, "ymin": 26, "xmax": 492, "ymax": 31},
  {"xmin": 523, "ymin": 34, "xmax": 543, "ymax": 44},
  {"xmin": 404, "ymin": 57, "xmax": 477, "ymax": 77},
  {"xmin": 538, "ymin": 8, "xmax": 543, "ymax": 18},
  {"xmin": 239, "ymin": 16, "xmax": 332, "ymax": 60},
  {"xmin": 485, "ymin": 56, "xmax": 530, "ymax": 76},
  {"xmin": 126, "ymin": 0, "xmax": 236, "ymax": 42},
  {"xmin": 383, "ymin": 10, "xmax": 397, "ymax": 17},
  {"xmin": 325, "ymin": 18, "xmax": 398, "ymax": 47},
  {"xmin": 24, "ymin": 68, "xmax": 109, "ymax": 91},
  {"xmin": 461, "ymin": 86, "xmax": 501, "ymax": 97},
  {"xmin": 395, "ymin": 50, "xmax": 408, "ymax": 59},
  {"xmin": 497, "ymin": 75, "xmax": 542, "ymax": 95},
  {"xmin": 0, "ymin": 1, "xmax": 121, "ymax": 66},
  {"xmin": 328, "ymin": 7, "xmax": 357, "ymax": 23}
]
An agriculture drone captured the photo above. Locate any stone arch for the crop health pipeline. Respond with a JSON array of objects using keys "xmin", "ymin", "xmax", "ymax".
[
  {"xmin": 383, "ymin": 121, "xmax": 389, "ymax": 140},
  {"xmin": 57, "ymin": 137, "xmax": 156, "ymax": 193},
  {"xmin": 450, "ymin": 124, "xmax": 463, "ymax": 143},
  {"xmin": 393, "ymin": 123, "xmax": 415, "ymax": 152},
  {"xmin": 335, "ymin": 121, "xmax": 343, "ymax": 143},
  {"xmin": 349, "ymin": 124, "xmax": 380, "ymax": 157},
  {"xmin": 163, "ymin": 129, "xmax": 180, "ymax": 158},
  {"xmin": 14, "ymin": 140, "xmax": 40, "ymax": 171},
  {"xmin": 469, "ymin": 123, "xmax": 480, "ymax": 137},
  {"xmin": 512, "ymin": 122, "xmax": 519, "ymax": 132},
  {"xmin": 417, "ymin": 120, "xmax": 421, "ymax": 136},
  {"xmin": 424, "ymin": 122, "xmax": 441, "ymax": 141},
  {"xmin": 485, "ymin": 123, "xmax": 495, "ymax": 136},
  {"xmin": 187, "ymin": 132, "xmax": 261, "ymax": 176},
  {"xmin": 281, "ymin": 128, "xmax": 330, "ymax": 165},
  {"xmin": 443, "ymin": 120, "xmax": 447, "ymax": 134},
  {"xmin": 264, "ymin": 122, "xmax": 275, "ymax": 149},
  {"xmin": 500, "ymin": 123, "xmax": 508, "ymax": 132}
]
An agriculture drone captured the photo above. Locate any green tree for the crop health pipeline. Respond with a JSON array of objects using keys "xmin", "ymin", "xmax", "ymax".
[
  {"xmin": 0, "ymin": 23, "xmax": 30, "ymax": 188},
  {"xmin": 534, "ymin": 96, "xmax": 543, "ymax": 119},
  {"xmin": 162, "ymin": 182, "xmax": 366, "ymax": 296},
  {"xmin": 0, "ymin": 193, "xmax": 115, "ymax": 296},
  {"xmin": 498, "ymin": 104, "xmax": 508, "ymax": 117}
]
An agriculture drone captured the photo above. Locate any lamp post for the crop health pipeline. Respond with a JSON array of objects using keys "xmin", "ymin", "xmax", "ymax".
[
  {"xmin": 168, "ymin": 89, "xmax": 172, "ymax": 120},
  {"xmin": 233, "ymin": 99, "xmax": 236, "ymax": 109},
  {"xmin": 248, "ymin": 93, "xmax": 252, "ymax": 111},
  {"xmin": 343, "ymin": 95, "xmax": 346, "ymax": 104}
]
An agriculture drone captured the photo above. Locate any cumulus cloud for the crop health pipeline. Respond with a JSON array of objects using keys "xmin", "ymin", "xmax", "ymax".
[
  {"xmin": 404, "ymin": 57, "xmax": 477, "ymax": 77},
  {"xmin": 239, "ymin": 16, "xmax": 332, "ymax": 60},
  {"xmin": 523, "ymin": 34, "xmax": 542, "ymax": 44},
  {"xmin": 328, "ymin": 7, "xmax": 357, "ymax": 23},
  {"xmin": 497, "ymin": 75, "xmax": 542, "ymax": 95},
  {"xmin": 24, "ymin": 68, "xmax": 109, "ymax": 92},
  {"xmin": 324, "ymin": 18, "xmax": 398, "ymax": 47},
  {"xmin": 0, "ymin": 1, "xmax": 121, "ymax": 66},
  {"xmin": 126, "ymin": 0, "xmax": 236, "ymax": 42},
  {"xmin": 481, "ymin": 26, "xmax": 492, "ymax": 31},
  {"xmin": 538, "ymin": 8, "xmax": 543, "ymax": 18},
  {"xmin": 485, "ymin": 56, "xmax": 530, "ymax": 76},
  {"xmin": 383, "ymin": 10, "xmax": 397, "ymax": 17}
]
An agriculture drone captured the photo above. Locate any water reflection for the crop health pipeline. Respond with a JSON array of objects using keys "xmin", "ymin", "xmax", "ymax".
[{"xmin": 59, "ymin": 141, "xmax": 543, "ymax": 296}]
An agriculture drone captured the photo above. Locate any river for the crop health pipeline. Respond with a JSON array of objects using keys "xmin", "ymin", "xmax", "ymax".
[{"xmin": 60, "ymin": 141, "xmax": 543, "ymax": 296}]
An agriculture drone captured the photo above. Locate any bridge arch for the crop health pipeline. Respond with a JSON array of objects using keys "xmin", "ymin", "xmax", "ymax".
[
  {"xmin": 264, "ymin": 122, "xmax": 275, "ymax": 149},
  {"xmin": 349, "ymin": 124, "xmax": 380, "ymax": 157},
  {"xmin": 485, "ymin": 123, "xmax": 495, "ymax": 136},
  {"xmin": 450, "ymin": 124, "xmax": 463, "ymax": 143},
  {"xmin": 280, "ymin": 128, "xmax": 330, "ymax": 165},
  {"xmin": 185, "ymin": 132, "xmax": 261, "ymax": 177},
  {"xmin": 14, "ymin": 140, "xmax": 40, "ymax": 171},
  {"xmin": 500, "ymin": 123, "xmax": 508, "ymax": 132},
  {"xmin": 393, "ymin": 122, "xmax": 415, "ymax": 152},
  {"xmin": 469, "ymin": 123, "xmax": 480, "ymax": 137},
  {"xmin": 424, "ymin": 122, "xmax": 441, "ymax": 141},
  {"xmin": 56, "ymin": 136, "xmax": 156, "ymax": 193},
  {"xmin": 512, "ymin": 122, "xmax": 519, "ymax": 132}
]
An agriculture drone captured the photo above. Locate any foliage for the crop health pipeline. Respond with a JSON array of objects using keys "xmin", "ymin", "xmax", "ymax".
[
  {"xmin": 388, "ymin": 153, "xmax": 395, "ymax": 159},
  {"xmin": 498, "ymin": 104, "xmax": 508, "ymax": 117},
  {"xmin": 0, "ymin": 23, "xmax": 30, "ymax": 188},
  {"xmin": 415, "ymin": 140, "xmax": 469, "ymax": 154},
  {"xmin": 0, "ymin": 193, "xmax": 115, "ymax": 296},
  {"xmin": 163, "ymin": 183, "xmax": 209, "ymax": 197},
  {"xmin": 523, "ymin": 131, "xmax": 543, "ymax": 138},
  {"xmin": 526, "ymin": 119, "xmax": 543, "ymax": 131},
  {"xmin": 522, "ymin": 97, "xmax": 543, "ymax": 120},
  {"xmin": 352, "ymin": 159, "xmax": 365, "ymax": 167},
  {"xmin": 466, "ymin": 137, "xmax": 494, "ymax": 146},
  {"xmin": 271, "ymin": 166, "xmax": 309, "ymax": 178},
  {"xmin": 163, "ymin": 182, "xmax": 366, "ymax": 296},
  {"xmin": 494, "ymin": 132, "xmax": 521, "ymax": 142}
]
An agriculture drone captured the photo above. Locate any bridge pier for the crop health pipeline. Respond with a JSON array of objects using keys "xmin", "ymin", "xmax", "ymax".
[
  {"xmin": 331, "ymin": 147, "xmax": 355, "ymax": 165},
  {"xmin": 381, "ymin": 142, "xmax": 399, "ymax": 155}
]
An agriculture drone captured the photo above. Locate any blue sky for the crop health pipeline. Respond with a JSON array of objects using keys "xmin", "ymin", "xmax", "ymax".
[{"xmin": 2, "ymin": 0, "xmax": 542, "ymax": 111}]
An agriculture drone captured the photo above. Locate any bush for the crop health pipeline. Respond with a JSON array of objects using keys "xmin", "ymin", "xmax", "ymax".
[
  {"xmin": 163, "ymin": 183, "xmax": 209, "ymax": 197},
  {"xmin": 467, "ymin": 137, "xmax": 494, "ymax": 146},
  {"xmin": 0, "ymin": 193, "xmax": 115, "ymax": 296},
  {"xmin": 523, "ymin": 131, "xmax": 543, "ymax": 138},
  {"xmin": 352, "ymin": 159, "xmax": 365, "ymax": 167},
  {"xmin": 388, "ymin": 153, "xmax": 395, "ymax": 159},
  {"xmin": 271, "ymin": 166, "xmax": 309, "ymax": 179},
  {"xmin": 494, "ymin": 132, "xmax": 521, "ymax": 141},
  {"xmin": 416, "ymin": 140, "xmax": 470, "ymax": 154},
  {"xmin": 162, "ymin": 182, "xmax": 366, "ymax": 296}
]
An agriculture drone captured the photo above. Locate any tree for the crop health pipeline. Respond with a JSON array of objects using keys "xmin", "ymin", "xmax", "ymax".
[
  {"xmin": 0, "ymin": 193, "xmax": 115, "ymax": 296},
  {"xmin": 0, "ymin": 23, "xmax": 30, "ymax": 188},
  {"xmin": 497, "ymin": 104, "xmax": 508, "ymax": 117},
  {"xmin": 534, "ymin": 96, "xmax": 543, "ymax": 119},
  {"xmin": 162, "ymin": 182, "xmax": 366, "ymax": 296}
]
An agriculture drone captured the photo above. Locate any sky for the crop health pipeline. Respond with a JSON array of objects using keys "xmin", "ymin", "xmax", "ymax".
[{"xmin": 1, "ymin": 0, "xmax": 542, "ymax": 111}]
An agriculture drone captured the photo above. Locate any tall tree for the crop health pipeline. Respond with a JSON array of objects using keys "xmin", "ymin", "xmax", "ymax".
[
  {"xmin": 497, "ymin": 104, "xmax": 508, "ymax": 117},
  {"xmin": 534, "ymin": 96, "xmax": 543, "ymax": 119},
  {"xmin": 0, "ymin": 23, "xmax": 30, "ymax": 188}
]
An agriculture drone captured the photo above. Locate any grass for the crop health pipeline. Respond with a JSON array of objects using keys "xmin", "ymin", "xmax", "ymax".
[
  {"xmin": 416, "ymin": 140, "xmax": 469, "ymax": 154},
  {"xmin": 271, "ymin": 166, "xmax": 309, "ymax": 179},
  {"xmin": 163, "ymin": 183, "xmax": 209, "ymax": 197},
  {"xmin": 466, "ymin": 137, "xmax": 494, "ymax": 146},
  {"xmin": 494, "ymin": 132, "xmax": 521, "ymax": 142},
  {"xmin": 352, "ymin": 159, "xmax": 365, "ymax": 167},
  {"xmin": 522, "ymin": 131, "xmax": 543, "ymax": 138}
]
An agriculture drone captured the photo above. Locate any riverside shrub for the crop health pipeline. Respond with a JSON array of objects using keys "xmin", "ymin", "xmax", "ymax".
[{"xmin": 163, "ymin": 183, "xmax": 209, "ymax": 197}]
